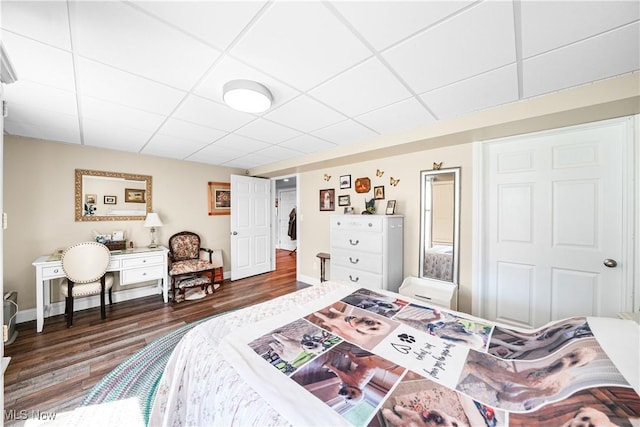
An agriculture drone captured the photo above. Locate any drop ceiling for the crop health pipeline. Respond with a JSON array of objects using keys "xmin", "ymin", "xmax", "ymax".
[{"xmin": 1, "ymin": 1, "xmax": 638, "ymax": 170}]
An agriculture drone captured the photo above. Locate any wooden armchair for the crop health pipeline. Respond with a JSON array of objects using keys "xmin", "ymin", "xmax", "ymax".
[{"xmin": 167, "ymin": 231, "xmax": 222, "ymax": 302}]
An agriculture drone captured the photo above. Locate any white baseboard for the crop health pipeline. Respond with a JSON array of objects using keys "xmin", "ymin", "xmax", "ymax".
[
  {"xmin": 16, "ymin": 284, "xmax": 161, "ymax": 324},
  {"xmin": 297, "ymin": 273, "xmax": 320, "ymax": 286}
]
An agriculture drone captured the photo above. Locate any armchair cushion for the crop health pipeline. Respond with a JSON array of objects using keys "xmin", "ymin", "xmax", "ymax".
[
  {"xmin": 169, "ymin": 259, "xmax": 216, "ymax": 276},
  {"xmin": 169, "ymin": 234, "xmax": 202, "ymax": 261}
]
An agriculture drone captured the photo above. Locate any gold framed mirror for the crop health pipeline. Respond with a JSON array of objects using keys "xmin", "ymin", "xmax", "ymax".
[
  {"xmin": 419, "ymin": 167, "xmax": 460, "ymax": 285},
  {"xmin": 75, "ymin": 169, "xmax": 152, "ymax": 221}
]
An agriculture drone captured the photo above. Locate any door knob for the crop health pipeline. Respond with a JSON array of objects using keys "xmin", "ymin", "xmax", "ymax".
[
  {"xmin": 231, "ymin": 231, "xmax": 238, "ymax": 235},
  {"xmin": 603, "ymin": 258, "xmax": 617, "ymax": 268}
]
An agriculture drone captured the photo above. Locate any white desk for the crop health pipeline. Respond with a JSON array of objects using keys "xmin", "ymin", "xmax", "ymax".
[{"xmin": 32, "ymin": 246, "xmax": 169, "ymax": 332}]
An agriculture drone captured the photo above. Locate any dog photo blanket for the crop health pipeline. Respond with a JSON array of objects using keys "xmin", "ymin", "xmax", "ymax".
[{"xmin": 221, "ymin": 285, "xmax": 640, "ymax": 427}]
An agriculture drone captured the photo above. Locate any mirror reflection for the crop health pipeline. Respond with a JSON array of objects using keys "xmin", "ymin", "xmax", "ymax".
[
  {"xmin": 419, "ymin": 167, "xmax": 460, "ymax": 284},
  {"xmin": 75, "ymin": 169, "xmax": 152, "ymax": 221}
]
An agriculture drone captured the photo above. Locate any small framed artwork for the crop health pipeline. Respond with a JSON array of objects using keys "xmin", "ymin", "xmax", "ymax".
[
  {"xmin": 319, "ymin": 188, "xmax": 335, "ymax": 211},
  {"xmin": 386, "ymin": 200, "xmax": 396, "ymax": 215},
  {"xmin": 374, "ymin": 186, "xmax": 385, "ymax": 200},
  {"xmin": 339, "ymin": 175, "xmax": 351, "ymax": 189},
  {"xmin": 85, "ymin": 194, "xmax": 97, "ymax": 204},
  {"xmin": 344, "ymin": 207, "xmax": 354, "ymax": 214},
  {"xmin": 124, "ymin": 188, "xmax": 146, "ymax": 203},
  {"xmin": 338, "ymin": 195, "xmax": 350, "ymax": 206},
  {"xmin": 104, "ymin": 195, "xmax": 117, "ymax": 204},
  {"xmin": 208, "ymin": 182, "xmax": 231, "ymax": 216},
  {"xmin": 354, "ymin": 177, "xmax": 371, "ymax": 193}
]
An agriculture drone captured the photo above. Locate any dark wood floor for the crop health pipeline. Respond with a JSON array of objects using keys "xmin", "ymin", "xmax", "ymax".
[{"xmin": 4, "ymin": 249, "xmax": 304, "ymax": 419}]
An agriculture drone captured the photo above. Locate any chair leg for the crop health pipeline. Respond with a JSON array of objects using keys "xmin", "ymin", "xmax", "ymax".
[
  {"xmin": 171, "ymin": 277, "xmax": 176, "ymax": 302},
  {"xmin": 108, "ymin": 287, "xmax": 113, "ymax": 305},
  {"xmin": 66, "ymin": 296, "xmax": 74, "ymax": 328},
  {"xmin": 100, "ymin": 278, "xmax": 106, "ymax": 320}
]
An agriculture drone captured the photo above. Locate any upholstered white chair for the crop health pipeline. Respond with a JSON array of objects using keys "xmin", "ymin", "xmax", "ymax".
[{"xmin": 60, "ymin": 241, "xmax": 114, "ymax": 327}]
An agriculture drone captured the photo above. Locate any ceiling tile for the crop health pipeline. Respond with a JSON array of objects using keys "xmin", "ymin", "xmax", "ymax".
[
  {"xmin": 76, "ymin": 58, "xmax": 186, "ymax": 116},
  {"xmin": 5, "ymin": 81, "xmax": 78, "ymax": 117},
  {"xmin": 309, "ymin": 58, "xmax": 412, "ymax": 117},
  {"xmin": 70, "ymin": 1, "xmax": 220, "ymax": 90},
  {"xmin": 230, "ymin": 1, "xmax": 371, "ymax": 91},
  {"xmin": 82, "ymin": 117, "xmax": 154, "ymax": 152},
  {"xmin": 255, "ymin": 145, "xmax": 301, "ymax": 161},
  {"xmin": 81, "ymin": 96, "xmax": 166, "ymax": 132},
  {"xmin": 172, "ymin": 94, "xmax": 255, "ymax": 131},
  {"xmin": 211, "ymin": 133, "xmax": 271, "ymax": 153},
  {"xmin": 142, "ymin": 133, "xmax": 210, "ymax": 160},
  {"xmin": 523, "ymin": 23, "xmax": 640, "ymax": 98},
  {"xmin": 331, "ymin": 0, "xmax": 474, "ymax": 50},
  {"xmin": 4, "ymin": 104, "xmax": 80, "ymax": 144},
  {"xmin": 155, "ymin": 118, "xmax": 227, "ymax": 144},
  {"xmin": 131, "ymin": 1, "xmax": 267, "ymax": 50},
  {"xmin": 383, "ymin": 1, "xmax": 516, "ymax": 93},
  {"xmin": 234, "ymin": 118, "xmax": 301, "ymax": 144},
  {"xmin": 521, "ymin": 0, "xmax": 640, "ymax": 58},
  {"xmin": 356, "ymin": 97, "xmax": 435, "ymax": 135},
  {"xmin": 278, "ymin": 135, "xmax": 336, "ymax": 154},
  {"xmin": 224, "ymin": 152, "xmax": 276, "ymax": 168},
  {"xmin": 421, "ymin": 65, "xmax": 519, "ymax": 120},
  {"xmin": 186, "ymin": 143, "xmax": 246, "ymax": 165},
  {"xmin": 2, "ymin": 32, "xmax": 76, "ymax": 91},
  {"xmin": 1, "ymin": 0, "xmax": 72, "ymax": 50},
  {"xmin": 193, "ymin": 55, "xmax": 301, "ymax": 108},
  {"xmin": 264, "ymin": 95, "xmax": 346, "ymax": 133},
  {"xmin": 311, "ymin": 119, "xmax": 378, "ymax": 146}
]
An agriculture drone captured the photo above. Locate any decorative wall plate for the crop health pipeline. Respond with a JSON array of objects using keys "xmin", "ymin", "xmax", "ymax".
[{"xmin": 354, "ymin": 177, "xmax": 371, "ymax": 193}]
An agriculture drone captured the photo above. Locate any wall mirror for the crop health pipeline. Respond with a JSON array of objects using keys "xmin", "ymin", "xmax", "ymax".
[
  {"xmin": 75, "ymin": 169, "xmax": 152, "ymax": 221},
  {"xmin": 419, "ymin": 167, "xmax": 460, "ymax": 285}
]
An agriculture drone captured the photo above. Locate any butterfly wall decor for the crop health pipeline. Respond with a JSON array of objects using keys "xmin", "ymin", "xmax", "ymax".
[
  {"xmin": 376, "ymin": 169, "xmax": 384, "ymax": 177},
  {"xmin": 323, "ymin": 174, "xmax": 331, "ymax": 181},
  {"xmin": 433, "ymin": 162, "xmax": 443, "ymax": 170},
  {"xmin": 390, "ymin": 177, "xmax": 400, "ymax": 187}
]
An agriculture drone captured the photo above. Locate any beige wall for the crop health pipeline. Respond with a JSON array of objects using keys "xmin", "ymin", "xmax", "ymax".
[
  {"xmin": 296, "ymin": 143, "xmax": 474, "ymax": 312},
  {"xmin": 3, "ymin": 136, "xmax": 243, "ymax": 311}
]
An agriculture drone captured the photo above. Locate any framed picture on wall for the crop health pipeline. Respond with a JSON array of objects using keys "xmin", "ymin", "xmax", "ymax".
[
  {"xmin": 104, "ymin": 195, "xmax": 117, "ymax": 204},
  {"xmin": 208, "ymin": 181, "xmax": 231, "ymax": 216},
  {"xmin": 374, "ymin": 186, "xmax": 385, "ymax": 199},
  {"xmin": 319, "ymin": 188, "xmax": 335, "ymax": 211},
  {"xmin": 339, "ymin": 175, "xmax": 351, "ymax": 189},
  {"xmin": 338, "ymin": 195, "xmax": 350, "ymax": 206}
]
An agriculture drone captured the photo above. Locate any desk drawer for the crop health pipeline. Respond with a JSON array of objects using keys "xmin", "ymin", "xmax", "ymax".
[
  {"xmin": 42, "ymin": 265, "xmax": 65, "ymax": 279},
  {"xmin": 121, "ymin": 265, "xmax": 164, "ymax": 285},
  {"xmin": 331, "ymin": 232, "xmax": 382, "ymax": 253},
  {"xmin": 121, "ymin": 254, "xmax": 164, "ymax": 268}
]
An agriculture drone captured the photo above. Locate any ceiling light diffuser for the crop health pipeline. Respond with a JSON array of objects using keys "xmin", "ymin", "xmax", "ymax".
[{"xmin": 223, "ymin": 79, "xmax": 273, "ymax": 113}]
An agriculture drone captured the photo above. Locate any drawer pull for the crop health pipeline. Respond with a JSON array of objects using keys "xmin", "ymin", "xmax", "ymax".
[
  {"xmin": 368, "ymin": 223, "xmax": 372, "ymax": 227},
  {"xmin": 415, "ymin": 294, "xmax": 432, "ymax": 300},
  {"xmin": 349, "ymin": 239, "xmax": 359, "ymax": 246},
  {"xmin": 349, "ymin": 257, "xmax": 359, "ymax": 264},
  {"xmin": 348, "ymin": 275, "xmax": 360, "ymax": 283},
  {"xmin": 143, "ymin": 272, "xmax": 147, "ymax": 276},
  {"xmin": 143, "ymin": 260, "xmax": 147, "ymax": 263},
  {"xmin": 53, "ymin": 269, "xmax": 59, "ymax": 273},
  {"xmin": 337, "ymin": 221, "xmax": 341, "ymax": 226}
]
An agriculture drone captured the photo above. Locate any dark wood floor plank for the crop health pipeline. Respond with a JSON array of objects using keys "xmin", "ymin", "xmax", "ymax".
[{"xmin": 3, "ymin": 250, "xmax": 303, "ymax": 419}]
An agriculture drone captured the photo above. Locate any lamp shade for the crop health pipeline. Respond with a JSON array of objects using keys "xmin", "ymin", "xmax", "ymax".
[
  {"xmin": 143, "ymin": 212, "xmax": 163, "ymax": 228},
  {"xmin": 223, "ymin": 79, "xmax": 273, "ymax": 113}
]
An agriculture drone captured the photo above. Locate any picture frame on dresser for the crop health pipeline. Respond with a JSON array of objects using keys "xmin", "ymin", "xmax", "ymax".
[{"xmin": 385, "ymin": 200, "xmax": 396, "ymax": 215}]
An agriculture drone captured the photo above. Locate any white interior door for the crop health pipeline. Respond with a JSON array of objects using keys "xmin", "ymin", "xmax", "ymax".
[
  {"xmin": 278, "ymin": 189, "xmax": 296, "ymax": 251},
  {"xmin": 230, "ymin": 175, "xmax": 272, "ymax": 280},
  {"xmin": 481, "ymin": 118, "xmax": 632, "ymax": 328}
]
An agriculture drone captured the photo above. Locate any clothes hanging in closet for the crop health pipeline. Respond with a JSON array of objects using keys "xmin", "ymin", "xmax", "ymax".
[{"xmin": 287, "ymin": 207, "xmax": 297, "ymax": 241}]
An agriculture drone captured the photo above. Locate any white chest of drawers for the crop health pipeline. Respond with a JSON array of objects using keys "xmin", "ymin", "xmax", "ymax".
[{"xmin": 330, "ymin": 215, "xmax": 404, "ymax": 292}]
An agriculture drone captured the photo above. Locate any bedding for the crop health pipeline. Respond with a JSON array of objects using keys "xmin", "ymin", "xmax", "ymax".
[
  {"xmin": 149, "ymin": 281, "xmax": 639, "ymax": 426},
  {"xmin": 423, "ymin": 246, "xmax": 453, "ymax": 281}
]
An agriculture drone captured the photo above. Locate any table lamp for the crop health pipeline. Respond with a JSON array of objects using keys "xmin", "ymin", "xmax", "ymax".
[{"xmin": 143, "ymin": 212, "xmax": 163, "ymax": 248}]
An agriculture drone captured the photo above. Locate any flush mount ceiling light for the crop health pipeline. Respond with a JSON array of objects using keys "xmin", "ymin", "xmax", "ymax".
[{"xmin": 223, "ymin": 79, "xmax": 273, "ymax": 113}]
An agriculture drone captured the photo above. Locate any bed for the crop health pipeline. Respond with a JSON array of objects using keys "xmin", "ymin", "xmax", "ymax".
[
  {"xmin": 149, "ymin": 280, "xmax": 639, "ymax": 426},
  {"xmin": 423, "ymin": 245, "xmax": 453, "ymax": 281}
]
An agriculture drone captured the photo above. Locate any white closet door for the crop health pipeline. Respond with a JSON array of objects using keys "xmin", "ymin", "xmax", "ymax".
[{"xmin": 482, "ymin": 118, "xmax": 632, "ymax": 328}]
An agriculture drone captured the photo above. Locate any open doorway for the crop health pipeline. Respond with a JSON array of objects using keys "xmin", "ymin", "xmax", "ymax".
[{"xmin": 272, "ymin": 175, "xmax": 298, "ymax": 272}]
